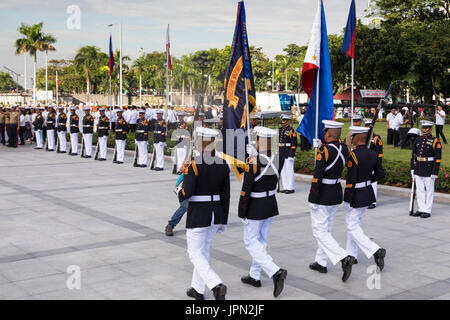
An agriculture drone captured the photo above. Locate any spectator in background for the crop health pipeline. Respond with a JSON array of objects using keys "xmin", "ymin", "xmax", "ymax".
[
  {"xmin": 386, "ymin": 108, "xmax": 396, "ymax": 145},
  {"xmin": 435, "ymin": 104, "xmax": 447, "ymax": 144}
]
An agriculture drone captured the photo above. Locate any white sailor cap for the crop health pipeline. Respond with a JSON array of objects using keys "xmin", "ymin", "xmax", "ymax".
[
  {"xmin": 99, "ymin": 107, "xmax": 106, "ymax": 111},
  {"xmin": 254, "ymin": 126, "xmax": 277, "ymax": 138},
  {"xmin": 177, "ymin": 112, "xmax": 186, "ymax": 116},
  {"xmin": 350, "ymin": 126, "xmax": 370, "ymax": 135},
  {"xmin": 83, "ymin": 106, "xmax": 90, "ymax": 111},
  {"xmin": 156, "ymin": 109, "xmax": 164, "ymax": 114},
  {"xmin": 198, "ymin": 112, "xmax": 205, "ymax": 117},
  {"xmin": 39, "ymin": 106, "xmax": 45, "ymax": 110},
  {"xmin": 116, "ymin": 109, "xmax": 123, "ymax": 113},
  {"xmin": 195, "ymin": 127, "xmax": 219, "ymax": 138},
  {"xmin": 138, "ymin": 110, "xmax": 145, "ymax": 114},
  {"xmin": 352, "ymin": 115, "xmax": 362, "ymax": 121},
  {"xmin": 58, "ymin": 106, "xmax": 64, "ymax": 110},
  {"xmin": 364, "ymin": 119, "xmax": 372, "ymax": 126},
  {"xmin": 281, "ymin": 114, "xmax": 293, "ymax": 120},
  {"xmin": 402, "ymin": 107, "xmax": 409, "ymax": 111},
  {"xmin": 322, "ymin": 120, "xmax": 344, "ymax": 129},
  {"xmin": 421, "ymin": 120, "xmax": 434, "ymax": 127},
  {"xmin": 70, "ymin": 106, "xmax": 76, "ymax": 111}
]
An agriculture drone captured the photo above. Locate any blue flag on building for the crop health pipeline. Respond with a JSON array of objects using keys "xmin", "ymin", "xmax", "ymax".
[
  {"xmin": 222, "ymin": 0, "xmax": 256, "ymax": 178},
  {"xmin": 297, "ymin": 0, "xmax": 334, "ymax": 144}
]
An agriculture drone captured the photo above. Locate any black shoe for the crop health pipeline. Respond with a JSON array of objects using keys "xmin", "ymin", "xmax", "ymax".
[
  {"xmin": 116, "ymin": 161, "xmax": 123, "ymax": 164},
  {"xmin": 420, "ymin": 212, "xmax": 431, "ymax": 218},
  {"xmin": 113, "ymin": 160, "xmax": 118, "ymax": 163},
  {"xmin": 272, "ymin": 268, "xmax": 287, "ymax": 298},
  {"xmin": 140, "ymin": 165, "xmax": 147, "ymax": 168},
  {"xmin": 154, "ymin": 167, "xmax": 163, "ymax": 171},
  {"xmin": 84, "ymin": 155, "xmax": 92, "ymax": 159},
  {"xmin": 341, "ymin": 255, "xmax": 356, "ymax": 282},
  {"xmin": 241, "ymin": 275, "xmax": 261, "ymax": 287},
  {"xmin": 99, "ymin": 158, "xmax": 106, "ymax": 161},
  {"xmin": 368, "ymin": 203, "xmax": 376, "ymax": 209},
  {"xmin": 47, "ymin": 149, "xmax": 54, "ymax": 152},
  {"xmin": 212, "ymin": 284, "xmax": 227, "ymax": 300},
  {"xmin": 133, "ymin": 163, "xmax": 140, "ymax": 167},
  {"xmin": 374, "ymin": 248, "xmax": 386, "ymax": 271},
  {"xmin": 34, "ymin": 147, "xmax": 42, "ymax": 150},
  {"xmin": 186, "ymin": 288, "xmax": 204, "ymax": 300},
  {"xmin": 309, "ymin": 262, "xmax": 328, "ymax": 274},
  {"xmin": 284, "ymin": 190, "xmax": 295, "ymax": 194},
  {"xmin": 354, "ymin": 259, "xmax": 358, "ymax": 265},
  {"xmin": 165, "ymin": 225, "xmax": 174, "ymax": 236},
  {"xmin": 411, "ymin": 211, "xmax": 422, "ymax": 217}
]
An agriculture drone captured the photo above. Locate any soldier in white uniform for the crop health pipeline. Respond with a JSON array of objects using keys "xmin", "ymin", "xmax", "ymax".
[
  {"xmin": 308, "ymin": 120, "xmax": 356, "ymax": 282},
  {"xmin": 151, "ymin": 110, "xmax": 166, "ymax": 171},
  {"xmin": 278, "ymin": 114, "xmax": 297, "ymax": 193},
  {"xmin": 174, "ymin": 112, "xmax": 190, "ymax": 174},
  {"xmin": 81, "ymin": 107, "xmax": 94, "ymax": 158}
]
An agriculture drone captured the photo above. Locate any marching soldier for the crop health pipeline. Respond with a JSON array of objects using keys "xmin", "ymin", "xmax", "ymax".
[
  {"xmin": 345, "ymin": 115, "xmax": 362, "ymax": 152},
  {"xmin": 33, "ymin": 107, "xmax": 44, "ymax": 149},
  {"xmin": 308, "ymin": 120, "xmax": 355, "ymax": 282},
  {"xmin": 364, "ymin": 119, "xmax": 383, "ymax": 209},
  {"xmin": 174, "ymin": 112, "xmax": 190, "ymax": 174},
  {"xmin": 68, "ymin": 107, "xmax": 79, "ymax": 155},
  {"xmin": 238, "ymin": 126, "xmax": 288, "ymax": 297},
  {"xmin": 179, "ymin": 127, "xmax": 230, "ymax": 300},
  {"xmin": 56, "ymin": 106, "xmax": 68, "ymax": 153},
  {"xmin": 410, "ymin": 120, "xmax": 442, "ymax": 218},
  {"xmin": 81, "ymin": 106, "xmax": 94, "ymax": 158},
  {"xmin": 96, "ymin": 107, "xmax": 110, "ymax": 161},
  {"xmin": 46, "ymin": 107, "xmax": 56, "ymax": 151},
  {"xmin": 113, "ymin": 109, "xmax": 129, "ymax": 164},
  {"xmin": 344, "ymin": 126, "xmax": 386, "ymax": 271},
  {"xmin": 278, "ymin": 114, "xmax": 297, "ymax": 194},
  {"xmin": 151, "ymin": 110, "xmax": 166, "ymax": 171},
  {"xmin": 134, "ymin": 110, "xmax": 149, "ymax": 167}
]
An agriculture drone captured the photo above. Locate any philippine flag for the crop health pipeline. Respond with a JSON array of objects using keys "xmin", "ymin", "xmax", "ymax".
[
  {"xmin": 109, "ymin": 34, "xmax": 114, "ymax": 76},
  {"xmin": 341, "ymin": 0, "xmax": 356, "ymax": 58},
  {"xmin": 297, "ymin": 0, "xmax": 334, "ymax": 143},
  {"xmin": 166, "ymin": 24, "xmax": 173, "ymax": 71}
]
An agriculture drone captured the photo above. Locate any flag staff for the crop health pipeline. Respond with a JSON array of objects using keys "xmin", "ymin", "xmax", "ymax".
[
  {"xmin": 166, "ymin": 24, "xmax": 170, "ymax": 110},
  {"xmin": 244, "ymin": 78, "xmax": 251, "ymax": 141},
  {"xmin": 314, "ymin": 68, "xmax": 320, "ymax": 166},
  {"xmin": 351, "ymin": 57, "xmax": 354, "ymax": 127},
  {"xmin": 55, "ymin": 71, "xmax": 58, "ymax": 105}
]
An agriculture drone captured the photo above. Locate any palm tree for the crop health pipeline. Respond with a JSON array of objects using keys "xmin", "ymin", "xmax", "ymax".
[
  {"xmin": 15, "ymin": 22, "xmax": 56, "ymax": 105},
  {"xmin": 74, "ymin": 46, "xmax": 101, "ymax": 95}
]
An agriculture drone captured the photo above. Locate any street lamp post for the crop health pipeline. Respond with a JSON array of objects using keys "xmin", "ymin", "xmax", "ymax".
[{"xmin": 139, "ymin": 48, "xmax": 144, "ymax": 107}]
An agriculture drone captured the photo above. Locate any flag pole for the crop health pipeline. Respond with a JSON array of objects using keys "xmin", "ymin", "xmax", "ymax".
[
  {"xmin": 244, "ymin": 78, "xmax": 251, "ymax": 141},
  {"xmin": 56, "ymin": 71, "xmax": 58, "ymax": 105},
  {"xmin": 109, "ymin": 75, "xmax": 112, "ymax": 108},
  {"xmin": 351, "ymin": 57, "xmax": 354, "ymax": 127},
  {"xmin": 314, "ymin": 68, "xmax": 320, "ymax": 166},
  {"xmin": 166, "ymin": 25, "xmax": 170, "ymax": 111}
]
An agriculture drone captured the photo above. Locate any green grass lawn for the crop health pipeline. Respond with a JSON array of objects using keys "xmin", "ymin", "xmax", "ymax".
[{"xmin": 338, "ymin": 122, "xmax": 450, "ymax": 164}]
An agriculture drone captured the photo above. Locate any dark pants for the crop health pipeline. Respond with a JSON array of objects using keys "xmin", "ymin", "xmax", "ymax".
[
  {"xmin": 42, "ymin": 126, "xmax": 47, "ymax": 142},
  {"xmin": 387, "ymin": 129, "xmax": 394, "ymax": 145},
  {"xmin": 6, "ymin": 124, "xmax": 17, "ymax": 147},
  {"xmin": 393, "ymin": 129, "xmax": 400, "ymax": 147},
  {"xmin": 436, "ymin": 125, "xmax": 447, "ymax": 144},
  {"xmin": 129, "ymin": 124, "xmax": 136, "ymax": 132},
  {"xmin": 0, "ymin": 124, "xmax": 5, "ymax": 145},
  {"xmin": 19, "ymin": 126, "xmax": 25, "ymax": 145},
  {"xmin": 401, "ymin": 133, "xmax": 418, "ymax": 149}
]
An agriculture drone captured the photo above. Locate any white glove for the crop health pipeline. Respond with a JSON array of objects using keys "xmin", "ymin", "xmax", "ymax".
[
  {"xmin": 431, "ymin": 175, "xmax": 438, "ymax": 180},
  {"xmin": 313, "ymin": 139, "xmax": 322, "ymax": 149},
  {"xmin": 246, "ymin": 144, "xmax": 258, "ymax": 157},
  {"xmin": 411, "ymin": 170, "xmax": 414, "ymax": 178}
]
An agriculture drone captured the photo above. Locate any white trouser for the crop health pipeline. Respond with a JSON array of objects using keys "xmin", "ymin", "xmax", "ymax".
[
  {"xmin": 115, "ymin": 139, "xmax": 126, "ymax": 162},
  {"xmin": 70, "ymin": 133, "xmax": 78, "ymax": 154},
  {"xmin": 57, "ymin": 131, "xmax": 67, "ymax": 152},
  {"xmin": 371, "ymin": 181, "xmax": 378, "ymax": 204},
  {"xmin": 83, "ymin": 133, "xmax": 93, "ymax": 156},
  {"xmin": 243, "ymin": 217, "xmax": 280, "ymax": 280},
  {"xmin": 35, "ymin": 130, "xmax": 43, "ymax": 148},
  {"xmin": 176, "ymin": 146, "xmax": 188, "ymax": 172},
  {"xmin": 280, "ymin": 157, "xmax": 295, "ymax": 191},
  {"xmin": 136, "ymin": 141, "xmax": 148, "ymax": 165},
  {"xmin": 98, "ymin": 136, "xmax": 108, "ymax": 159},
  {"xmin": 186, "ymin": 216, "xmax": 223, "ymax": 294},
  {"xmin": 344, "ymin": 202, "xmax": 380, "ymax": 259},
  {"xmin": 154, "ymin": 142, "xmax": 165, "ymax": 169},
  {"xmin": 414, "ymin": 175, "xmax": 435, "ymax": 214},
  {"xmin": 47, "ymin": 129, "xmax": 55, "ymax": 150},
  {"xmin": 309, "ymin": 203, "xmax": 349, "ymax": 267}
]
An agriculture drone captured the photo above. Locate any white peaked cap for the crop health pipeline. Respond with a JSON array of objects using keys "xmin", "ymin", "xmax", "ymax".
[
  {"xmin": 421, "ymin": 120, "xmax": 434, "ymax": 127},
  {"xmin": 195, "ymin": 127, "xmax": 219, "ymax": 138},
  {"xmin": 254, "ymin": 126, "xmax": 277, "ymax": 138},
  {"xmin": 350, "ymin": 126, "xmax": 370, "ymax": 134},
  {"xmin": 322, "ymin": 120, "xmax": 344, "ymax": 129}
]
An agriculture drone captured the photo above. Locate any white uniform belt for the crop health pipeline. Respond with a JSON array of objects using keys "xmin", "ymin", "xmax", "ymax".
[
  {"xmin": 355, "ymin": 180, "xmax": 371, "ymax": 189},
  {"xmin": 279, "ymin": 143, "xmax": 291, "ymax": 147},
  {"xmin": 71, "ymin": 125, "xmax": 78, "ymax": 127},
  {"xmin": 98, "ymin": 127, "xmax": 107, "ymax": 129},
  {"xmin": 322, "ymin": 178, "xmax": 341, "ymax": 185},
  {"xmin": 250, "ymin": 189, "xmax": 276, "ymax": 198},
  {"xmin": 116, "ymin": 129, "xmax": 123, "ymax": 132},
  {"xmin": 189, "ymin": 195, "xmax": 220, "ymax": 202},
  {"xmin": 155, "ymin": 131, "xmax": 162, "ymax": 134},
  {"xmin": 417, "ymin": 157, "xmax": 434, "ymax": 161},
  {"xmin": 83, "ymin": 125, "xmax": 91, "ymax": 127},
  {"xmin": 136, "ymin": 130, "xmax": 145, "ymax": 133}
]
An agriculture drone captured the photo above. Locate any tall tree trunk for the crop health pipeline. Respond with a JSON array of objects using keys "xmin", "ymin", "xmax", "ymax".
[
  {"xmin": 85, "ymin": 66, "xmax": 90, "ymax": 95},
  {"xmin": 182, "ymin": 79, "xmax": 185, "ymax": 106},
  {"xmin": 33, "ymin": 54, "xmax": 37, "ymax": 106}
]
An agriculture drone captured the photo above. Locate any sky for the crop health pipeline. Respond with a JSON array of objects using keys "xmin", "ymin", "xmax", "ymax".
[{"xmin": 0, "ymin": 0, "xmax": 370, "ymax": 87}]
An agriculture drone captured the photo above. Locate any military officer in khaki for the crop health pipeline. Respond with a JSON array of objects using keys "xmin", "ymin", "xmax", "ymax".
[{"xmin": 6, "ymin": 106, "xmax": 20, "ymax": 148}]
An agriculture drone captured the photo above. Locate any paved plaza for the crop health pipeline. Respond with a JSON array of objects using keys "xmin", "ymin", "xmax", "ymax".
[{"xmin": 0, "ymin": 144, "xmax": 449, "ymax": 300}]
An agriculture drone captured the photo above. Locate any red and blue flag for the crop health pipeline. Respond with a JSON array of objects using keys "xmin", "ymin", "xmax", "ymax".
[
  {"xmin": 341, "ymin": 0, "xmax": 356, "ymax": 58},
  {"xmin": 109, "ymin": 34, "xmax": 114, "ymax": 76}
]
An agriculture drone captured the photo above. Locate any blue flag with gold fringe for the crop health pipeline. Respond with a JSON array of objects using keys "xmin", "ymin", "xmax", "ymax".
[{"xmin": 221, "ymin": 1, "xmax": 256, "ymax": 179}]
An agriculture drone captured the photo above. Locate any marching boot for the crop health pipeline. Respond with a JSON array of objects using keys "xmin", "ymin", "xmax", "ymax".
[
  {"xmin": 368, "ymin": 203, "xmax": 376, "ymax": 209},
  {"xmin": 420, "ymin": 212, "xmax": 431, "ymax": 218},
  {"xmin": 374, "ymin": 248, "xmax": 386, "ymax": 271},
  {"xmin": 411, "ymin": 211, "xmax": 422, "ymax": 217},
  {"xmin": 212, "ymin": 284, "xmax": 227, "ymax": 300},
  {"xmin": 241, "ymin": 275, "xmax": 261, "ymax": 287},
  {"xmin": 341, "ymin": 255, "xmax": 356, "ymax": 282},
  {"xmin": 272, "ymin": 268, "xmax": 287, "ymax": 297},
  {"xmin": 186, "ymin": 288, "xmax": 204, "ymax": 300},
  {"xmin": 309, "ymin": 262, "xmax": 328, "ymax": 273}
]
